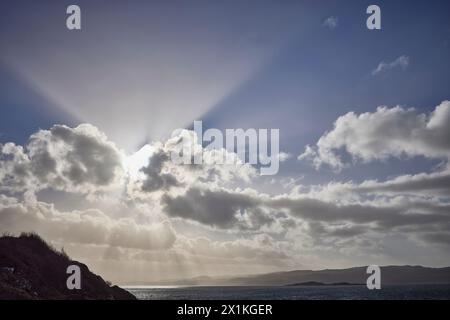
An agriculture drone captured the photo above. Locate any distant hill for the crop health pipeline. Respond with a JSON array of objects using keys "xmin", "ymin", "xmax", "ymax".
[
  {"xmin": 0, "ymin": 233, "xmax": 136, "ymax": 300},
  {"xmin": 145, "ymin": 265, "xmax": 450, "ymax": 287},
  {"xmin": 286, "ymin": 281, "xmax": 363, "ymax": 286}
]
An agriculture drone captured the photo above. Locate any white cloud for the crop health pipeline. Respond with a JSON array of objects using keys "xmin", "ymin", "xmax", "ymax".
[
  {"xmin": 277, "ymin": 152, "xmax": 292, "ymax": 162},
  {"xmin": 372, "ymin": 55, "xmax": 409, "ymax": 75},
  {"xmin": 299, "ymin": 101, "xmax": 450, "ymax": 170},
  {"xmin": 323, "ymin": 16, "xmax": 338, "ymax": 29}
]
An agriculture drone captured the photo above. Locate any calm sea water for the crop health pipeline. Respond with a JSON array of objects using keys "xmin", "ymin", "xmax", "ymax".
[{"xmin": 125, "ymin": 284, "xmax": 450, "ymax": 300}]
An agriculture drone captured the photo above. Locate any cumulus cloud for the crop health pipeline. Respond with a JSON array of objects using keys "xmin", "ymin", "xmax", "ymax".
[
  {"xmin": 372, "ymin": 55, "xmax": 409, "ymax": 75},
  {"xmin": 127, "ymin": 129, "xmax": 256, "ymax": 199},
  {"xmin": 0, "ymin": 124, "xmax": 124, "ymax": 195},
  {"xmin": 0, "ymin": 124, "xmax": 255, "ymax": 201},
  {"xmin": 139, "ymin": 149, "xmax": 180, "ymax": 193},
  {"xmin": 299, "ymin": 101, "xmax": 450, "ymax": 170},
  {"xmin": 1, "ymin": 120, "xmax": 449, "ymax": 280},
  {"xmin": 323, "ymin": 16, "xmax": 338, "ymax": 29}
]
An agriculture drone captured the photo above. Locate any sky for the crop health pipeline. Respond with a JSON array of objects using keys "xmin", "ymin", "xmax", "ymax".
[{"xmin": 0, "ymin": 0, "xmax": 450, "ymax": 284}]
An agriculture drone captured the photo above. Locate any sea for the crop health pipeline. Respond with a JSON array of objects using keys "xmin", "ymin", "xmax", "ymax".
[{"xmin": 125, "ymin": 284, "xmax": 450, "ymax": 300}]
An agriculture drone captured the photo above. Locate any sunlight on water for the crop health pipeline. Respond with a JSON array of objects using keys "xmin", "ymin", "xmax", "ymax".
[{"xmin": 125, "ymin": 285, "xmax": 450, "ymax": 300}]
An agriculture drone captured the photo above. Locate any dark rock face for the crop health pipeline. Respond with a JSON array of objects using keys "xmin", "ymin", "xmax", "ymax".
[{"xmin": 0, "ymin": 233, "xmax": 136, "ymax": 300}]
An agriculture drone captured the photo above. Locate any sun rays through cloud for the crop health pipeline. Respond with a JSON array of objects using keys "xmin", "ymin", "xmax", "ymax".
[{"xmin": 1, "ymin": 1, "xmax": 450, "ymax": 287}]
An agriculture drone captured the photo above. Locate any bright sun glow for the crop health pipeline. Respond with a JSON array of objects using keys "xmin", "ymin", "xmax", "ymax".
[{"xmin": 124, "ymin": 144, "xmax": 154, "ymax": 178}]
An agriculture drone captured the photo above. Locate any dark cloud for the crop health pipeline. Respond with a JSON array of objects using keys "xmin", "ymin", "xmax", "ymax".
[
  {"xmin": 421, "ymin": 232, "xmax": 450, "ymax": 246},
  {"xmin": 162, "ymin": 187, "xmax": 260, "ymax": 228},
  {"xmin": 272, "ymin": 197, "xmax": 450, "ymax": 232},
  {"xmin": 162, "ymin": 184, "xmax": 450, "ymax": 249},
  {"xmin": 140, "ymin": 149, "xmax": 180, "ymax": 192}
]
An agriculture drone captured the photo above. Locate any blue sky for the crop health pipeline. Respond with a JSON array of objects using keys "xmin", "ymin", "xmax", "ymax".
[
  {"xmin": 1, "ymin": 1, "xmax": 450, "ymax": 282},
  {"xmin": 1, "ymin": 1, "xmax": 449, "ymax": 181}
]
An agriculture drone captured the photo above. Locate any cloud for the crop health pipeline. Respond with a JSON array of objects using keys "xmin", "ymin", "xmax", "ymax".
[
  {"xmin": 176, "ymin": 234, "xmax": 290, "ymax": 262},
  {"xmin": 299, "ymin": 101, "xmax": 450, "ymax": 170},
  {"xmin": 91, "ymin": 233, "xmax": 294, "ymax": 282},
  {"xmin": 276, "ymin": 192, "xmax": 450, "ymax": 253},
  {"xmin": 159, "ymin": 180, "xmax": 450, "ymax": 253},
  {"xmin": 277, "ymin": 152, "xmax": 291, "ymax": 162},
  {"xmin": 421, "ymin": 232, "xmax": 450, "ymax": 245},
  {"xmin": 307, "ymin": 221, "xmax": 367, "ymax": 239},
  {"xmin": 272, "ymin": 196, "xmax": 450, "ymax": 232},
  {"xmin": 0, "ymin": 124, "xmax": 255, "ymax": 202},
  {"xmin": 126, "ymin": 129, "xmax": 256, "ymax": 199},
  {"xmin": 0, "ymin": 124, "xmax": 124, "ymax": 196},
  {"xmin": 372, "ymin": 55, "xmax": 409, "ymax": 75},
  {"xmin": 357, "ymin": 169, "xmax": 450, "ymax": 196},
  {"xmin": 323, "ymin": 16, "xmax": 338, "ymax": 29},
  {"xmin": 0, "ymin": 194, "xmax": 176, "ymax": 250},
  {"xmin": 162, "ymin": 187, "xmax": 267, "ymax": 229},
  {"xmin": 139, "ymin": 149, "xmax": 180, "ymax": 193},
  {"xmin": 1, "ymin": 120, "xmax": 449, "ymax": 279}
]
